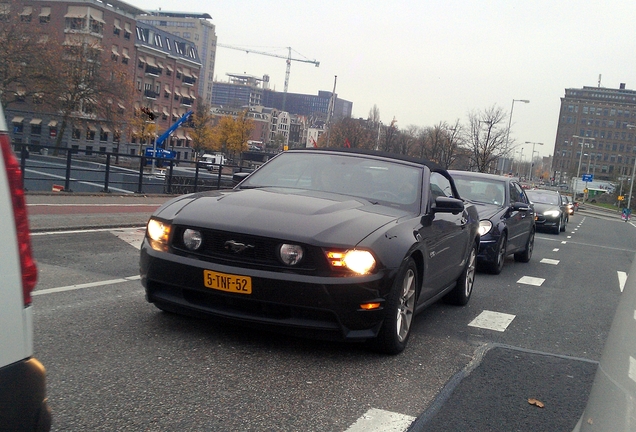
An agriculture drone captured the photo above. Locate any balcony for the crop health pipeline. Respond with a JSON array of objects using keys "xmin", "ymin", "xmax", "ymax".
[
  {"xmin": 145, "ymin": 65, "xmax": 162, "ymax": 77},
  {"xmin": 181, "ymin": 97, "xmax": 194, "ymax": 106},
  {"xmin": 144, "ymin": 89, "xmax": 159, "ymax": 100},
  {"xmin": 182, "ymin": 76, "xmax": 196, "ymax": 86}
]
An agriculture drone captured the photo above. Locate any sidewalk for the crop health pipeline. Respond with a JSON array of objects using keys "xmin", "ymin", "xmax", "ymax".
[{"xmin": 25, "ymin": 192, "xmax": 174, "ymax": 232}]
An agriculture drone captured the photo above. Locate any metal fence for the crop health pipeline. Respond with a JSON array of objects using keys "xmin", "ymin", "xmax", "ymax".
[{"xmin": 15, "ymin": 144, "xmax": 252, "ymax": 195}]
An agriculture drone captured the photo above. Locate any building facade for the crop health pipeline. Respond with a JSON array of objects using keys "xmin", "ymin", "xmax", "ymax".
[
  {"xmin": 133, "ymin": 21, "xmax": 202, "ymax": 161},
  {"xmin": 552, "ymin": 84, "xmax": 636, "ymax": 185},
  {"xmin": 137, "ymin": 11, "xmax": 217, "ymax": 106},
  {"xmin": 4, "ymin": 0, "xmax": 202, "ymax": 160},
  {"xmin": 211, "ymin": 74, "xmax": 353, "ymax": 121}
]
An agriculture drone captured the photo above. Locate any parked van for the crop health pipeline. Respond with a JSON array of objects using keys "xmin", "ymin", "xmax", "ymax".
[
  {"xmin": 0, "ymin": 104, "xmax": 51, "ymax": 431},
  {"xmin": 198, "ymin": 153, "xmax": 227, "ymax": 171}
]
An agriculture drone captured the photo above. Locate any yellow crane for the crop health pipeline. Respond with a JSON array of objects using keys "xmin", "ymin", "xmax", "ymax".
[{"xmin": 216, "ymin": 44, "xmax": 320, "ymax": 111}]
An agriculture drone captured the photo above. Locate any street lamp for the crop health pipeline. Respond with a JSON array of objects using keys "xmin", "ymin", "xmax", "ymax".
[
  {"xmin": 525, "ymin": 141, "xmax": 544, "ymax": 182},
  {"xmin": 503, "ymin": 99, "xmax": 530, "ymax": 174},
  {"xmin": 572, "ymin": 135, "xmax": 595, "ymax": 197},
  {"xmin": 626, "ymin": 125, "xmax": 636, "ymax": 211}
]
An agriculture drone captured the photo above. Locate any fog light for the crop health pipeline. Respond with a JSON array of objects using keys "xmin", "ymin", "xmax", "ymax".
[
  {"xmin": 279, "ymin": 244, "xmax": 303, "ymax": 265},
  {"xmin": 183, "ymin": 229, "xmax": 203, "ymax": 250},
  {"xmin": 360, "ymin": 302, "xmax": 381, "ymax": 310}
]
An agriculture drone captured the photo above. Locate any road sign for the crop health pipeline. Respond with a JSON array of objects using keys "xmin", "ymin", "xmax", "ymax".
[{"xmin": 582, "ymin": 174, "xmax": 593, "ymax": 182}]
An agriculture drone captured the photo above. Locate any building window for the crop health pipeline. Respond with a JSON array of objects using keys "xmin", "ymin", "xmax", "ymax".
[
  {"xmin": 39, "ymin": 7, "xmax": 50, "ymax": 23},
  {"xmin": 72, "ymin": 126, "xmax": 81, "ymax": 140},
  {"xmin": 86, "ymin": 127, "xmax": 96, "ymax": 141},
  {"xmin": 100, "ymin": 128, "xmax": 109, "ymax": 142},
  {"xmin": 85, "ymin": 145, "xmax": 93, "ymax": 156},
  {"xmin": 30, "ymin": 123, "xmax": 42, "ymax": 136}
]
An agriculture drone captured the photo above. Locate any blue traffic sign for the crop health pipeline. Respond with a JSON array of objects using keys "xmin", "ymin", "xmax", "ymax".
[{"xmin": 582, "ymin": 174, "xmax": 593, "ymax": 182}]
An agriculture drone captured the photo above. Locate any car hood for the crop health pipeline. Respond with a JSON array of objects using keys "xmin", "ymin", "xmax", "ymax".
[
  {"xmin": 470, "ymin": 202, "xmax": 504, "ymax": 220},
  {"xmin": 154, "ymin": 188, "xmax": 411, "ymax": 246}
]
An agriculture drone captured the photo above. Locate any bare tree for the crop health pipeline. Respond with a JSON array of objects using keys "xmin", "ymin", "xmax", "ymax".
[
  {"xmin": 465, "ymin": 105, "xmax": 509, "ymax": 172},
  {"xmin": 319, "ymin": 117, "xmax": 375, "ymax": 149},
  {"xmin": 380, "ymin": 117, "xmax": 399, "ymax": 152}
]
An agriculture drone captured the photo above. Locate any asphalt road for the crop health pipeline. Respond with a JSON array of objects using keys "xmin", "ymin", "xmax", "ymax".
[{"xmin": 26, "ymin": 197, "xmax": 636, "ymax": 431}]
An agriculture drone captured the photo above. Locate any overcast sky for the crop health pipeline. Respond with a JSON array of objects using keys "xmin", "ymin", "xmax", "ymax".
[{"xmin": 131, "ymin": 0, "xmax": 636, "ymax": 158}]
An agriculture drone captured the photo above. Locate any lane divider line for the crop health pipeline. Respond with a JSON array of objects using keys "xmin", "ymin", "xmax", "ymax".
[{"xmin": 33, "ymin": 275, "xmax": 141, "ymax": 296}]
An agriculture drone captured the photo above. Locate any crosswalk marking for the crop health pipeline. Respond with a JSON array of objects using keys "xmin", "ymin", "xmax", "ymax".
[
  {"xmin": 346, "ymin": 408, "xmax": 415, "ymax": 432},
  {"xmin": 517, "ymin": 276, "xmax": 545, "ymax": 286},
  {"xmin": 468, "ymin": 310, "xmax": 516, "ymax": 332}
]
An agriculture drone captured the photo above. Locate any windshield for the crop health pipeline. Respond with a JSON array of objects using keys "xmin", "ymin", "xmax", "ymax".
[
  {"xmin": 526, "ymin": 191, "xmax": 560, "ymax": 205},
  {"xmin": 452, "ymin": 176, "xmax": 505, "ymax": 206},
  {"xmin": 239, "ymin": 152, "xmax": 423, "ymax": 210}
]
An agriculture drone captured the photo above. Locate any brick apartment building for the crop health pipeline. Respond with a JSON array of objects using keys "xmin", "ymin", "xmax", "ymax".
[{"xmin": 4, "ymin": 0, "xmax": 202, "ymax": 160}]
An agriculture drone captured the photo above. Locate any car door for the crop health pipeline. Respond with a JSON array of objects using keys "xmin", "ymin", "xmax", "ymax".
[
  {"xmin": 505, "ymin": 182, "xmax": 534, "ymax": 252},
  {"xmin": 418, "ymin": 171, "xmax": 469, "ymax": 300}
]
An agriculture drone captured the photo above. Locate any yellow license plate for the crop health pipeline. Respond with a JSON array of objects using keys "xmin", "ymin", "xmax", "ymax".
[{"xmin": 203, "ymin": 270, "xmax": 252, "ymax": 294}]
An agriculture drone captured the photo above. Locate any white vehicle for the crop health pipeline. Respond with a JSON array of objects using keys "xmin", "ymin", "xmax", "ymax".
[
  {"xmin": 0, "ymin": 104, "xmax": 51, "ymax": 431},
  {"xmin": 198, "ymin": 153, "xmax": 227, "ymax": 171}
]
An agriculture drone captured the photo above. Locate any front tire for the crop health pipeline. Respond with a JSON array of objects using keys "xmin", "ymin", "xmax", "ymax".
[
  {"xmin": 374, "ymin": 258, "xmax": 418, "ymax": 355},
  {"xmin": 485, "ymin": 232, "xmax": 506, "ymax": 274},
  {"xmin": 445, "ymin": 243, "xmax": 477, "ymax": 306}
]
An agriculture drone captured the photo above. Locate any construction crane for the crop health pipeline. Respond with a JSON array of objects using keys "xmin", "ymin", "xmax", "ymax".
[{"xmin": 216, "ymin": 44, "xmax": 320, "ymax": 111}]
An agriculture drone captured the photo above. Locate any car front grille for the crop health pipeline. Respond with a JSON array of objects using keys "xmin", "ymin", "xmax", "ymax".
[{"xmin": 170, "ymin": 226, "xmax": 322, "ymax": 271}]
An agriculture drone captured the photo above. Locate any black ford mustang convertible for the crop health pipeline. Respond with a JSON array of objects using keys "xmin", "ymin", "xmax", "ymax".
[{"xmin": 140, "ymin": 148, "xmax": 480, "ymax": 354}]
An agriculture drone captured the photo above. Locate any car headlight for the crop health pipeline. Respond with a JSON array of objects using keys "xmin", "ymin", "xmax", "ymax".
[
  {"xmin": 147, "ymin": 218, "xmax": 171, "ymax": 251},
  {"xmin": 478, "ymin": 220, "xmax": 493, "ymax": 236},
  {"xmin": 183, "ymin": 229, "xmax": 203, "ymax": 250},
  {"xmin": 544, "ymin": 210, "xmax": 561, "ymax": 217},
  {"xmin": 279, "ymin": 243, "xmax": 304, "ymax": 265},
  {"xmin": 325, "ymin": 249, "xmax": 376, "ymax": 275}
]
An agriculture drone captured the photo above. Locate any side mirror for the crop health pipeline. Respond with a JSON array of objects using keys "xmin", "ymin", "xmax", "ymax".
[
  {"xmin": 432, "ymin": 196, "xmax": 464, "ymax": 215},
  {"xmin": 511, "ymin": 202, "xmax": 531, "ymax": 212}
]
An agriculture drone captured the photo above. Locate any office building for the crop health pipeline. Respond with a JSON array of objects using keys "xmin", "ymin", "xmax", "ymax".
[{"xmin": 552, "ymin": 84, "xmax": 636, "ymax": 185}]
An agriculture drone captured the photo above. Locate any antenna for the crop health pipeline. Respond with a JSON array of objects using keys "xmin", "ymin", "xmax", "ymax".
[{"xmin": 598, "ymin": 74, "xmax": 602, "ymax": 88}]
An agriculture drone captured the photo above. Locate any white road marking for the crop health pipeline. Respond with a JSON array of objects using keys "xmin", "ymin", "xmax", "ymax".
[
  {"xmin": 618, "ymin": 271, "xmax": 628, "ymax": 293},
  {"xmin": 111, "ymin": 228, "xmax": 146, "ymax": 250},
  {"xmin": 553, "ymin": 248, "xmax": 560, "ymax": 252},
  {"xmin": 33, "ymin": 275, "xmax": 141, "ymax": 296},
  {"xmin": 567, "ymin": 235, "xmax": 572, "ymax": 239},
  {"xmin": 27, "ymin": 203, "xmax": 159, "ymax": 207},
  {"xmin": 468, "ymin": 310, "xmax": 516, "ymax": 332},
  {"xmin": 630, "ymin": 357, "xmax": 636, "ymax": 384},
  {"xmin": 346, "ymin": 408, "xmax": 415, "ymax": 432},
  {"xmin": 31, "ymin": 227, "xmax": 129, "ymax": 236},
  {"xmin": 517, "ymin": 276, "xmax": 545, "ymax": 286},
  {"xmin": 540, "ymin": 258, "xmax": 560, "ymax": 265},
  {"xmin": 561, "ymin": 241, "xmax": 567, "ymax": 244}
]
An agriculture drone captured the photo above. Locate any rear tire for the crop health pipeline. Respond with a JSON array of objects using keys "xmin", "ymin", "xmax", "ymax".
[
  {"xmin": 373, "ymin": 258, "xmax": 418, "ymax": 355},
  {"xmin": 514, "ymin": 228, "xmax": 534, "ymax": 263}
]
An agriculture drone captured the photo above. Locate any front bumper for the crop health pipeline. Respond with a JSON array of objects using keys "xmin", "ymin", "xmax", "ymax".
[
  {"xmin": 535, "ymin": 215, "xmax": 560, "ymax": 229},
  {"xmin": 140, "ymin": 245, "xmax": 399, "ymax": 341}
]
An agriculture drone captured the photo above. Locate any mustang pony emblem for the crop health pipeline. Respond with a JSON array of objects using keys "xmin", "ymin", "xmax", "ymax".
[{"xmin": 224, "ymin": 240, "xmax": 254, "ymax": 254}]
